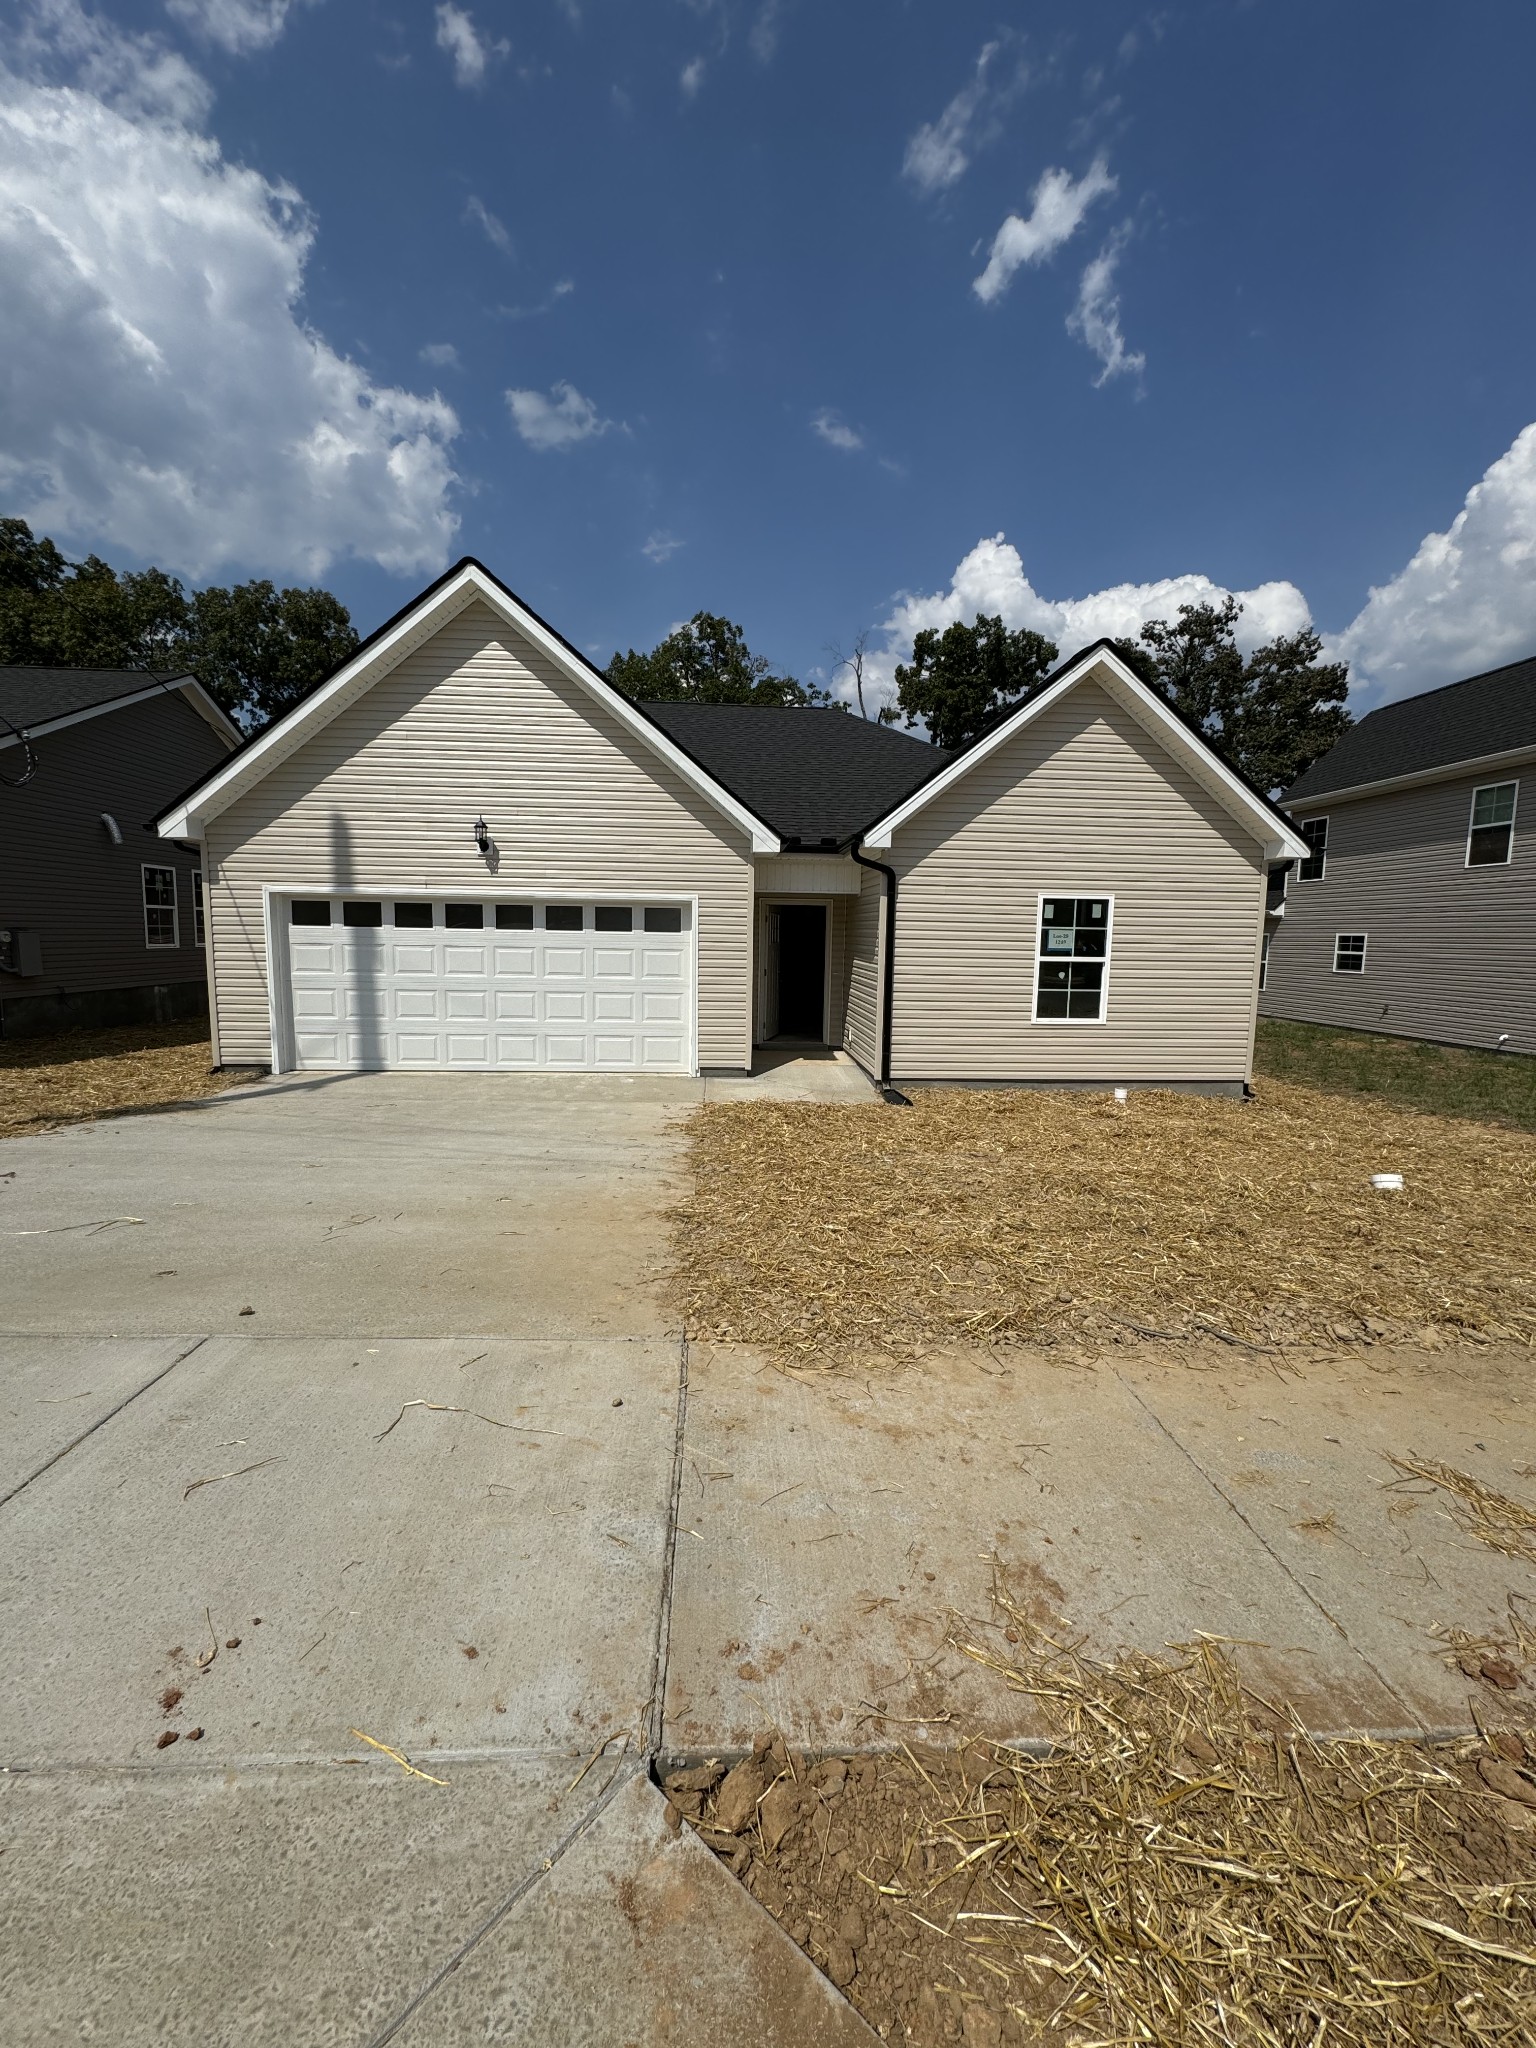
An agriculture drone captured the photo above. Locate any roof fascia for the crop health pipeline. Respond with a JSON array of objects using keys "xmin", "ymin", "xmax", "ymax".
[
  {"xmin": 862, "ymin": 645, "xmax": 1309, "ymax": 860},
  {"xmin": 156, "ymin": 564, "xmax": 779, "ymax": 852},
  {"xmin": 1286, "ymin": 742, "xmax": 1536, "ymax": 811},
  {"xmin": 0, "ymin": 676, "xmax": 237, "ymax": 751}
]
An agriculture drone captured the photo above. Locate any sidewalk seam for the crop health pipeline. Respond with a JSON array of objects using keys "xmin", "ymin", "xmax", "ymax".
[
  {"xmin": 1115, "ymin": 1370, "xmax": 1424, "ymax": 1732},
  {"xmin": 0, "ymin": 1335, "xmax": 210, "ymax": 1511},
  {"xmin": 646, "ymin": 1331, "xmax": 690, "ymax": 1760}
]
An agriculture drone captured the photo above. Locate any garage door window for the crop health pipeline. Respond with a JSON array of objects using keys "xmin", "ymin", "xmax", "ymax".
[
  {"xmin": 394, "ymin": 902, "xmax": 433, "ymax": 927},
  {"xmin": 595, "ymin": 905, "xmax": 633, "ymax": 931},
  {"xmin": 445, "ymin": 903, "xmax": 483, "ymax": 928},
  {"xmin": 644, "ymin": 906, "xmax": 683, "ymax": 932},
  {"xmin": 343, "ymin": 900, "xmax": 382, "ymax": 927},
  {"xmin": 495, "ymin": 904, "xmax": 534, "ymax": 929},
  {"xmin": 1035, "ymin": 895, "xmax": 1111, "ymax": 1021},
  {"xmin": 291, "ymin": 898, "xmax": 331, "ymax": 925},
  {"xmin": 546, "ymin": 905, "xmax": 583, "ymax": 930}
]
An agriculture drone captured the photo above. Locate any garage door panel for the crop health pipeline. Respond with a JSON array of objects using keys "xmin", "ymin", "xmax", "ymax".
[{"xmin": 286, "ymin": 900, "xmax": 692, "ymax": 1073}]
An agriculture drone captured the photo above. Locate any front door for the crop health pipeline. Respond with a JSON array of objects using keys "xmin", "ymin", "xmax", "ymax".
[{"xmin": 769, "ymin": 903, "xmax": 826, "ymax": 1040}]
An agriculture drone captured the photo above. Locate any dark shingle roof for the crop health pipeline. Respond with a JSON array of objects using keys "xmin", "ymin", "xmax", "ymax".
[
  {"xmin": 639, "ymin": 702, "xmax": 948, "ymax": 845},
  {"xmin": 1286, "ymin": 654, "xmax": 1536, "ymax": 802},
  {"xmin": 0, "ymin": 666, "xmax": 190, "ymax": 732}
]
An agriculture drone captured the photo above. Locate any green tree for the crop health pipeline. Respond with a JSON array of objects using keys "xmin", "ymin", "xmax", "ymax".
[
  {"xmin": 1111, "ymin": 596, "xmax": 1351, "ymax": 794},
  {"xmin": 0, "ymin": 517, "xmax": 358, "ymax": 728},
  {"xmin": 608, "ymin": 611, "xmax": 828, "ymax": 706},
  {"xmin": 893, "ymin": 613, "xmax": 1058, "ymax": 750}
]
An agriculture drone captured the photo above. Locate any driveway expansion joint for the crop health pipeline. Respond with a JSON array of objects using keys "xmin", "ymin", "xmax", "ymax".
[
  {"xmin": 1115, "ymin": 1370, "xmax": 1424, "ymax": 1732},
  {"xmin": 0, "ymin": 1334, "xmax": 209, "ymax": 1511},
  {"xmin": 647, "ymin": 1332, "xmax": 691, "ymax": 1760}
]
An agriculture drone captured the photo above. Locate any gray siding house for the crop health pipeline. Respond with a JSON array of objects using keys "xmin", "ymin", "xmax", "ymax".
[
  {"xmin": 1259, "ymin": 653, "xmax": 1534, "ymax": 1055},
  {"xmin": 157, "ymin": 559, "xmax": 1305, "ymax": 1090},
  {"xmin": 1, "ymin": 668, "xmax": 241, "ymax": 1036}
]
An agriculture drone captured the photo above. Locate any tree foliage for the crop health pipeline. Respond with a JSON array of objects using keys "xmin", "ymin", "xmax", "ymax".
[
  {"xmin": 893, "ymin": 613, "xmax": 1059, "ymax": 751},
  {"xmin": 0, "ymin": 517, "xmax": 359, "ymax": 729},
  {"xmin": 1111, "ymin": 597, "xmax": 1351, "ymax": 794},
  {"xmin": 607, "ymin": 611, "xmax": 829, "ymax": 706}
]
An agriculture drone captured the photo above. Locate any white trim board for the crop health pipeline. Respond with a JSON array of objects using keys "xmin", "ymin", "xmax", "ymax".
[
  {"xmin": 861, "ymin": 645, "xmax": 1310, "ymax": 862},
  {"xmin": 1287, "ymin": 744, "xmax": 1536, "ymax": 811},
  {"xmin": 0, "ymin": 676, "xmax": 241, "ymax": 752},
  {"xmin": 157, "ymin": 562, "xmax": 780, "ymax": 854}
]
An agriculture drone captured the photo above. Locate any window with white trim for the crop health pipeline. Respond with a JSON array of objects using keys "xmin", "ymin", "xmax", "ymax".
[
  {"xmin": 1296, "ymin": 816, "xmax": 1328, "ymax": 880},
  {"xmin": 1259, "ymin": 929, "xmax": 1272, "ymax": 991},
  {"xmin": 1333, "ymin": 933, "xmax": 1366, "ymax": 973},
  {"xmin": 1035, "ymin": 895, "xmax": 1111, "ymax": 1021},
  {"xmin": 193, "ymin": 869, "xmax": 205, "ymax": 947},
  {"xmin": 1466, "ymin": 781, "xmax": 1517, "ymax": 867},
  {"xmin": 142, "ymin": 865, "xmax": 178, "ymax": 948}
]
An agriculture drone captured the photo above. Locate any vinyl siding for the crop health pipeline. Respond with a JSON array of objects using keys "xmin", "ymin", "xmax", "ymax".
[
  {"xmin": 203, "ymin": 601, "xmax": 756, "ymax": 1067},
  {"xmin": 1260, "ymin": 771, "xmax": 1534, "ymax": 1053},
  {"xmin": 0, "ymin": 690, "xmax": 229, "ymax": 1000},
  {"xmin": 887, "ymin": 680, "xmax": 1266, "ymax": 1082},
  {"xmin": 827, "ymin": 894, "xmax": 850, "ymax": 1046},
  {"xmin": 844, "ymin": 865, "xmax": 884, "ymax": 1076}
]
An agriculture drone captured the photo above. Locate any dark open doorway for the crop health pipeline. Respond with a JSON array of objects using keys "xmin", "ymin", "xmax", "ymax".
[{"xmin": 770, "ymin": 903, "xmax": 827, "ymax": 1041}]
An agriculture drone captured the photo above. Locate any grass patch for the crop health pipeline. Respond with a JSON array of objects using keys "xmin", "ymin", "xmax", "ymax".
[
  {"xmin": 0, "ymin": 1019, "xmax": 247, "ymax": 1139},
  {"xmin": 670, "ymin": 1080, "xmax": 1535, "ymax": 1364},
  {"xmin": 1256, "ymin": 1017, "xmax": 1536, "ymax": 1131}
]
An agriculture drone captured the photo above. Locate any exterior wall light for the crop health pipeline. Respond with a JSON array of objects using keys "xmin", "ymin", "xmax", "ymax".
[{"xmin": 473, "ymin": 816, "xmax": 490, "ymax": 852}]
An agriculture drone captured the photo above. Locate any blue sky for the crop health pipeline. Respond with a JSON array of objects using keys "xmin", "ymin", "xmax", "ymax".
[{"xmin": 4, "ymin": 0, "xmax": 1536, "ymax": 709}]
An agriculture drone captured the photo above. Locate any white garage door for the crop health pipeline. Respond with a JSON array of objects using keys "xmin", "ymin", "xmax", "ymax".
[{"xmin": 282, "ymin": 896, "xmax": 693, "ymax": 1072}]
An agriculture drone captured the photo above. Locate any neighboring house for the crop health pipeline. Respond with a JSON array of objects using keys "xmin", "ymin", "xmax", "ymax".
[
  {"xmin": 156, "ymin": 559, "xmax": 1306, "ymax": 1090},
  {"xmin": 1, "ymin": 668, "xmax": 241, "ymax": 1037},
  {"xmin": 1259, "ymin": 654, "xmax": 1534, "ymax": 1055}
]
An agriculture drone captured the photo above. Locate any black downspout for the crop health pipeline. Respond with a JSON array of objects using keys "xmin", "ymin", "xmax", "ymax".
[{"xmin": 850, "ymin": 842, "xmax": 909, "ymax": 1105}]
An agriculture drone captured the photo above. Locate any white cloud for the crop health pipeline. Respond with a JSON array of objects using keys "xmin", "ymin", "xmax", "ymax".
[
  {"xmin": 680, "ymin": 55, "xmax": 705, "ymax": 97},
  {"xmin": 434, "ymin": 2, "xmax": 506, "ymax": 87},
  {"xmin": 0, "ymin": 3, "xmax": 460, "ymax": 579},
  {"xmin": 1334, "ymin": 422, "xmax": 1536, "ymax": 701},
  {"xmin": 505, "ymin": 380, "xmax": 611, "ymax": 452},
  {"xmin": 464, "ymin": 193, "xmax": 512, "ymax": 255},
  {"xmin": 842, "ymin": 534, "xmax": 1311, "ymax": 718},
  {"xmin": 642, "ymin": 530, "xmax": 684, "ymax": 564},
  {"xmin": 1067, "ymin": 228, "xmax": 1144, "ymax": 385},
  {"xmin": 972, "ymin": 156, "xmax": 1116, "ymax": 304},
  {"xmin": 811, "ymin": 409, "xmax": 862, "ymax": 453},
  {"xmin": 903, "ymin": 36, "xmax": 1025, "ymax": 197},
  {"xmin": 749, "ymin": 0, "xmax": 784, "ymax": 64},
  {"xmin": 420, "ymin": 341, "xmax": 459, "ymax": 368},
  {"xmin": 165, "ymin": 0, "xmax": 310, "ymax": 56}
]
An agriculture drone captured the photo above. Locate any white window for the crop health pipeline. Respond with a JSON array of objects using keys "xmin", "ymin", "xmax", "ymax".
[
  {"xmin": 1296, "ymin": 816, "xmax": 1328, "ymax": 880},
  {"xmin": 1466, "ymin": 781, "xmax": 1517, "ymax": 867},
  {"xmin": 1259, "ymin": 929, "xmax": 1272, "ymax": 991},
  {"xmin": 142, "ymin": 865, "xmax": 178, "ymax": 948},
  {"xmin": 1333, "ymin": 933, "xmax": 1366, "ymax": 973},
  {"xmin": 193, "ymin": 869, "xmax": 205, "ymax": 947},
  {"xmin": 1034, "ymin": 895, "xmax": 1111, "ymax": 1022}
]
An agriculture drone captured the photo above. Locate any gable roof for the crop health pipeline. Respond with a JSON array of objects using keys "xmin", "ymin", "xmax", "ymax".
[
  {"xmin": 155, "ymin": 558, "xmax": 781, "ymax": 853},
  {"xmin": 860, "ymin": 640, "xmax": 1310, "ymax": 861},
  {"xmin": 1285, "ymin": 652, "xmax": 1536, "ymax": 803},
  {"xmin": 0, "ymin": 666, "xmax": 240, "ymax": 750},
  {"xmin": 639, "ymin": 702, "xmax": 948, "ymax": 847}
]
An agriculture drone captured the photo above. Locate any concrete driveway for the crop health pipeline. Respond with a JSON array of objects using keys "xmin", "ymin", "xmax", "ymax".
[{"xmin": 4, "ymin": 1062, "xmax": 1534, "ymax": 2043}]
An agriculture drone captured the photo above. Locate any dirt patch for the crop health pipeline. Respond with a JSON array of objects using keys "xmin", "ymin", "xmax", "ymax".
[
  {"xmin": 0, "ymin": 1021, "xmax": 249, "ymax": 1139},
  {"xmin": 677, "ymin": 1597, "xmax": 1536, "ymax": 2045},
  {"xmin": 669, "ymin": 1081, "xmax": 1535, "ymax": 1368}
]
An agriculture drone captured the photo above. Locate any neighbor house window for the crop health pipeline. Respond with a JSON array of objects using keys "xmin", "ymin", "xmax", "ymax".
[
  {"xmin": 142, "ymin": 865, "xmax": 178, "ymax": 948},
  {"xmin": 193, "ymin": 869, "xmax": 205, "ymax": 947},
  {"xmin": 1466, "ymin": 781, "xmax": 1517, "ymax": 867},
  {"xmin": 1296, "ymin": 817, "xmax": 1328, "ymax": 880},
  {"xmin": 1259, "ymin": 929, "xmax": 1272, "ymax": 991},
  {"xmin": 1035, "ymin": 895, "xmax": 1111, "ymax": 1021},
  {"xmin": 1334, "ymin": 933, "xmax": 1366, "ymax": 973}
]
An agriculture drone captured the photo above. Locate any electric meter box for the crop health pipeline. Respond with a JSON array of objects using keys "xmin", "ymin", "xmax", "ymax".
[{"xmin": 0, "ymin": 926, "xmax": 43, "ymax": 977}]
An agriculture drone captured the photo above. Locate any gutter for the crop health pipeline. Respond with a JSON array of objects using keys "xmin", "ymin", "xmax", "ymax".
[{"xmin": 849, "ymin": 842, "xmax": 909, "ymax": 1105}]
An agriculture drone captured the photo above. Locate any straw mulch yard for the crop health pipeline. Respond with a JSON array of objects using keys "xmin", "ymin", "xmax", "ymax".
[
  {"xmin": 678, "ymin": 1577, "xmax": 1536, "ymax": 2047},
  {"xmin": 0, "ymin": 1021, "xmax": 244, "ymax": 1139},
  {"xmin": 669, "ymin": 1081, "xmax": 1536, "ymax": 1365}
]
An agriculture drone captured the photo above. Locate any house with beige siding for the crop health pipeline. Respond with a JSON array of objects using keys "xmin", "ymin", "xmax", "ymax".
[
  {"xmin": 1260, "ymin": 654, "xmax": 1534, "ymax": 1055},
  {"xmin": 157, "ymin": 558, "xmax": 1306, "ymax": 1090}
]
